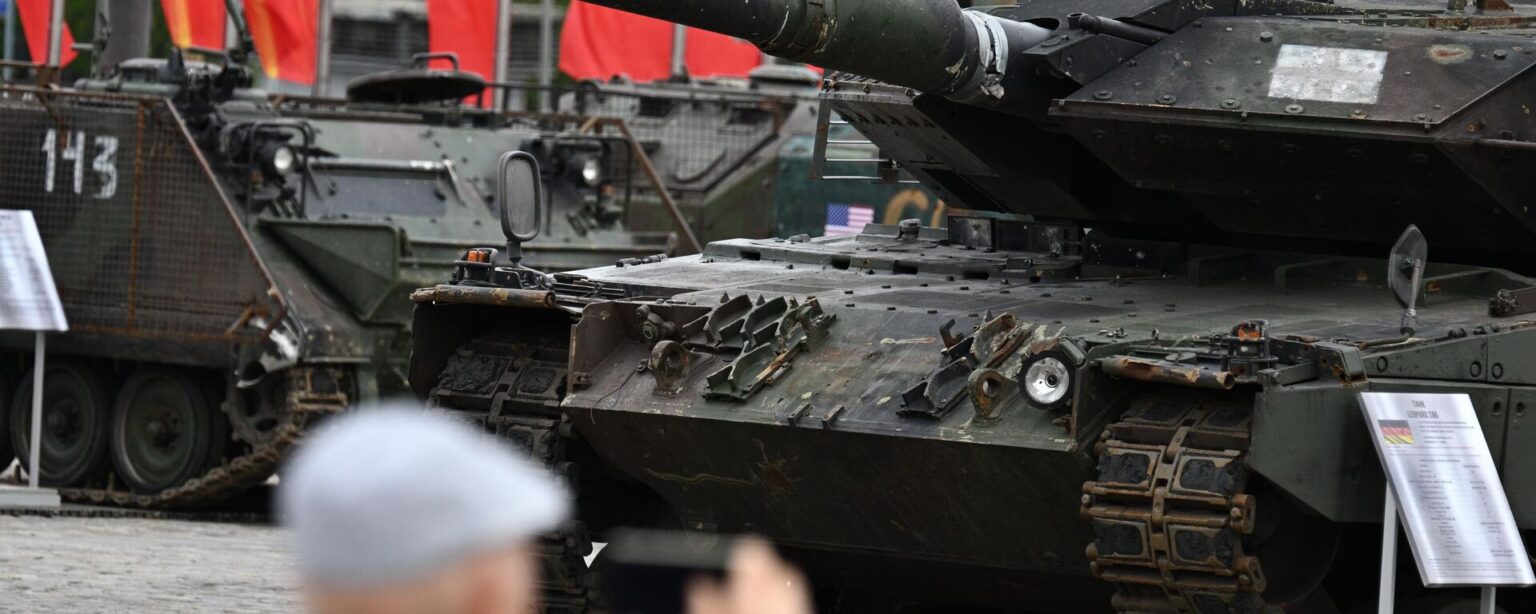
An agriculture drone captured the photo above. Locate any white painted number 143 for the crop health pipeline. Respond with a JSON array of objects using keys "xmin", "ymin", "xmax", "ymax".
[{"xmin": 42, "ymin": 128, "xmax": 118, "ymax": 199}]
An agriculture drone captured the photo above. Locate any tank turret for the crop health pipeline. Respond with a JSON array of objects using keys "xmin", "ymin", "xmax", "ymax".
[{"xmin": 589, "ymin": 0, "xmax": 1536, "ymax": 270}]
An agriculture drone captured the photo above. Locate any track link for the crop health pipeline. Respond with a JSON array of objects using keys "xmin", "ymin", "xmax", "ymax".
[
  {"xmin": 432, "ymin": 334, "xmax": 599, "ymax": 613},
  {"xmin": 430, "ymin": 412, "xmax": 599, "ymax": 613},
  {"xmin": 58, "ymin": 367, "xmax": 348, "ymax": 510},
  {"xmin": 1082, "ymin": 396, "xmax": 1274, "ymax": 614}
]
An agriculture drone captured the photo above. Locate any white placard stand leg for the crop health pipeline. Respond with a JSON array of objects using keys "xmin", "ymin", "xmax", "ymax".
[
  {"xmin": 1379, "ymin": 484, "xmax": 1399, "ymax": 614},
  {"xmin": 0, "ymin": 332, "xmax": 59, "ymax": 508},
  {"xmin": 1380, "ymin": 484, "xmax": 1500, "ymax": 614},
  {"xmin": 27, "ymin": 331, "xmax": 43, "ymax": 488}
]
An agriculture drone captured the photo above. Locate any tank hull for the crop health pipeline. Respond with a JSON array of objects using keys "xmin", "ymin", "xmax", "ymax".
[{"xmin": 568, "ymin": 408, "xmax": 1105, "ymax": 609}]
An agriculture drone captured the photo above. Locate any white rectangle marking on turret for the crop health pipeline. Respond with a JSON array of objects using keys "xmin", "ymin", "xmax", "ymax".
[{"xmin": 1267, "ymin": 44, "xmax": 1388, "ymax": 105}]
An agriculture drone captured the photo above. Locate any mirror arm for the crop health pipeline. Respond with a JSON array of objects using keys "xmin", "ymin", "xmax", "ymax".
[{"xmin": 1401, "ymin": 257, "xmax": 1424, "ymax": 336}]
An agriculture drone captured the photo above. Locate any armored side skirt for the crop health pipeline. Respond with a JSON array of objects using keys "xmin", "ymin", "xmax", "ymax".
[{"xmin": 567, "ymin": 407, "xmax": 1111, "ymax": 610}]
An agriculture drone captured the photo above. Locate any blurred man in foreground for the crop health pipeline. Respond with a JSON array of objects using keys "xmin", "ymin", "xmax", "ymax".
[
  {"xmin": 280, "ymin": 405, "xmax": 812, "ymax": 614},
  {"xmin": 279, "ymin": 406, "xmax": 566, "ymax": 614}
]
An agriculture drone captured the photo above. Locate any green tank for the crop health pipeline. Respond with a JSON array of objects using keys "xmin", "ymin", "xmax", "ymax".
[{"xmin": 411, "ymin": 0, "xmax": 1536, "ymax": 611}]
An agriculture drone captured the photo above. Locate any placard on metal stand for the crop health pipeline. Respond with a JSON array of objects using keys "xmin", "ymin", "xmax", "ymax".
[
  {"xmin": 0, "ymin": 210, "xmax": 67, "ymax": 508},
  {"xmin": 1361, "ymin": 392, "xmax": 1535, "ymax": 613}
]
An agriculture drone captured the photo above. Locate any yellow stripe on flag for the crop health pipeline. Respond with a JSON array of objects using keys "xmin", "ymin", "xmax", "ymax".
[
  {"xmin": 167, "ymin": 0, "xmax": 192, "ymax": 48},
  {"xmin": 245, "ymin": 0, "xmax": 282, "ymax": 79}
]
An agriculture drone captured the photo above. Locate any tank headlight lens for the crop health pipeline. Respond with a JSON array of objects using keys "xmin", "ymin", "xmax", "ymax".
[
  {"xmin": 1021, "ymin": 353, "xmax": 1072, "ymax": 411},
  {"xmin": 262, "ymin": 144, "xmax": 297, "ymax": 176},
  {"xmin": 580, "ymin": 157, "xmax": 602, "ymax": 187}
]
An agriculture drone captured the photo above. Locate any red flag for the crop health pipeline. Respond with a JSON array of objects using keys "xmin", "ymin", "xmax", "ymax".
[
  {"xmin": 559, "ymin": 2, "xmax": 670, "ymax": 82},
  {"xmin": 162, "ymin": 0, "xmax": 228, "ymax": 50},
  {"xmin": 16, "ymin": 0, "xmax": 78, "ymax": 66},
  {"xmin": 245, "ymin": 0, "xmax": 317, "ymax": 84},
  {"xmin": 559, "ymin": 1, "xmax": 760, "ymax": 82},
  {"xmin": 426, "ymin": 0, "xmax": 497, "ymax": 106},
  {"xmin": 684, "ymin": 29, "xmax": 763, "ymax": 78}
]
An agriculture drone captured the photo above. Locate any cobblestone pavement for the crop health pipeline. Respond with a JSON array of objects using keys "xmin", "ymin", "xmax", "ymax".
[{"xmin": 0, "ymin": 514, "xmax": 299, "ymax": 613}]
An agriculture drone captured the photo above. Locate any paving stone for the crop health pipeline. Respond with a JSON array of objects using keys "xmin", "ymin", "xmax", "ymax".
[{"xmin": 0, "ymin": 515, "xmax": 298, "ymax": 613}]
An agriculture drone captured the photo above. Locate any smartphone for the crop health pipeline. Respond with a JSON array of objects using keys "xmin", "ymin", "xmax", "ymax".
[{"xmin": 602, "ymin": 529, "xmax": 737, "ymax": 614}]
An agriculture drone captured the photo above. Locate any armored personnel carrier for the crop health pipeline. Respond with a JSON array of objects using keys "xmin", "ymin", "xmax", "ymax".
[
  {"xmin": 558, "ymin": 68, "xmax": 945, "ymax": 243},
  {"xmin": 413, "ymin": 0, "xmax": 1536, "ymax": 611},
  {"xmin": 0, "ymin": 53, "xmax": 494, "ymax": 505},
  {"xmin": 0, "ymin": 40, "xmax": 708, "ymax": 506}
]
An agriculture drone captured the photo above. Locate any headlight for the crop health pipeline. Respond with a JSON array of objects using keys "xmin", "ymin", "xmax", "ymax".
[
  {"xmin": 271, "ymin": 146, "xmax": 296, "ymax": 174},
  {"xmin": 260, "ymin": 142, "xmax": 297, "ymax": 176},
  {"xmin": 1021, "ymin": 352, "xmax": 1073, "ymax": 411},
  {"xmin": 579, "ymin": 157, "xmax": 602, "ymax": 187}
]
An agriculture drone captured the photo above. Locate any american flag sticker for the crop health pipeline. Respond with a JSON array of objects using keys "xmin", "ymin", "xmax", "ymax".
[
  {"xmin": 1378, "ymin": 419, "xmax": 1415, "ymax": 445},
  {"xmin": 824, "ymin": 203, "xmax": 875, "ymax": 236}
]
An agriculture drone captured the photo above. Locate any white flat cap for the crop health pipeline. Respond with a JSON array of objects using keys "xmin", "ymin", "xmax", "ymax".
[{"xmin": 278, "ymin": 403, "xmax": 569, "ymax": 588}]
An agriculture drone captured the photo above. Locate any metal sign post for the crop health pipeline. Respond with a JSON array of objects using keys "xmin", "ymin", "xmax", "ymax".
[
  {"xmin": 1377, "ymin": 483, "xmax": 1399, "ymax": 614},
  {"xmin": 46, "ymin": 0, "xmax": 62, "ymax": 66},
  {"xmin": 26, "ymin": 330, "xmax": 43, "ymax": 488},
  {"xmin": 0, "ymin": 210, "xmax": 68, "ymax": 508},
  {"xmin": 670, "ymin": 24, "xmax": 686, "ymax": 79},
  {"xmin": 226, "ymin": 0, "xmax": 240, "ymax": 52},
  {"xmin": 1361, "ymin": 392, "xmax": 1534, "ymax": 613},
  {"xmin": 3, "ymin": 0, "xmax": 16, "ymax": 80},
  {"xmin": 537, "ymin": 0, "xmax": 553, "ymax": 112},
  {"xmin": 313, "ymin": 0, "xmax": 333, "ymax": 97},
  {"xmin": 492, "ymin": 0, "xmax": 511, "ymax": 111}
]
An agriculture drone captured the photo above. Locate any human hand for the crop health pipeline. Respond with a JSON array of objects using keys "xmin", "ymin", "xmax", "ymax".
[{"xmin": 686, "ymin": 538, "xmax": 812, "ymax": 614}]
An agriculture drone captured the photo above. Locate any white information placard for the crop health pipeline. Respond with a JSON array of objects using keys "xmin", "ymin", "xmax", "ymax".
[
  {"xmin": 0, "ymin": 209, "xmax": 68, "ymax": 332},
  {"xmin": 1360, "ymin": 392, "xmax": 1535, "ymax": 587}
]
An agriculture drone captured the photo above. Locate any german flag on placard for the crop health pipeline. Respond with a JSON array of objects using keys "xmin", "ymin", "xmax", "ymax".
[
  {"xmin": 1379, "ymin": 420, "xmax": 1415, "ymax": 446},
  {"xmin": 162, "ymin": 0, "xmax": 227, "ymax": 50},
  {"xmin": 244, "ymin": 0, "xmax": 318, "ymax": 84}
]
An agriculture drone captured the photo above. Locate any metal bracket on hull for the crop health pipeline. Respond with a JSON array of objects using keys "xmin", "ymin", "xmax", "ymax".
[
  {"xmin": 901, "ymin": 312, "xmax": 1070, "ymax": 420},
  {"xmin": 703, "ymin": 296, "xmax": 835, "ymax": 402},
  {"xmin": 1490, "ymin": 287, "xmax": 1536, "ymax": 318}
]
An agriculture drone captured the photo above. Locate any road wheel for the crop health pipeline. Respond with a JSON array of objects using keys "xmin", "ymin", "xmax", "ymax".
[
  {"xmin": 110, "ymin": 368, "xmax": 224, "ymax": 494},
  {"xmin": 9, "ymin": 361, "xmax": 113, "ymax": 487}
]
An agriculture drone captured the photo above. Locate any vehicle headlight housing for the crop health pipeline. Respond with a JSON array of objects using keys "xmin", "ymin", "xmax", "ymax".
[
  {"xmin": 1021, "ymin": 351, "xmax": 1074, "ymax": 411},
  {"xmin": 260, "ymin": 142, "xmax": 297, "ymax": 176},
  {"xmin": 579, "ymin": 156, "xmax": 602, "ymax": 187}
]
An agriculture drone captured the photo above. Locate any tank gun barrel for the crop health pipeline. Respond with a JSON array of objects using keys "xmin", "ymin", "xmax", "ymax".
[{"xmin": 583, "ymin": 0, "xmax": 1049, "ymax": 104}]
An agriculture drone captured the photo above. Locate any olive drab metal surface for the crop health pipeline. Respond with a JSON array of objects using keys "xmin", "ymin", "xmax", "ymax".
[
  {"xmin": 0, "ymin": 91, "xmax": 276, "ymax": 348},
  {"xmin": 433, "ymin": 0, "xmax": 1536, "ymax": 612},
  {"xmin": 547, "ymin": 71, "xmax": 941, "ymax": 245}
]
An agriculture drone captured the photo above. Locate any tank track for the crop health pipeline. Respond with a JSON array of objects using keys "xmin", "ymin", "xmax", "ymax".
[
  {"xmin": 57, "ymin": 367, "xmax": 349, "ymax": 510},
  {"xmin": 447, "ymin": 411, "xmax": 599, "ymax": 614},
  {"xmin": 0, "ymin": 503, "xmax": 270, "ymax": 524},
  {"xmin": 1082, "ymin": 397, "xmax": 1274, "ymax": 614}
]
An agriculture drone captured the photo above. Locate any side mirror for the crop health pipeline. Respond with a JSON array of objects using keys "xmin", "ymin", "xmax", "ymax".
[
  {"xmin": 1387, "ymin": 225, "xmax": 1427, "ymax": 334},
  {"xmin": 497, "ymin": 151, "xmax": 542, "ymax": 264}
]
